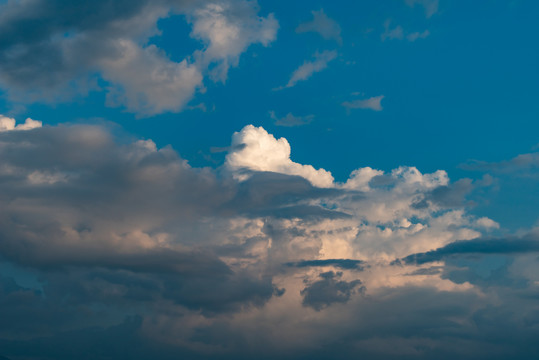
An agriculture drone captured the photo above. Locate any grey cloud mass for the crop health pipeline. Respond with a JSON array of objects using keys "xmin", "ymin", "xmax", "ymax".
[
  {"xmin": 1, "ymin": 121, "xmax": 538, "ymax": 359},
  {"xmin": 0, "ymin": 0, "xmax": 278, "ymax": 115}
]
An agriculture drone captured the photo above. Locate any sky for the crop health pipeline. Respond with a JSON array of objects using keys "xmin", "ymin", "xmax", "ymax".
[{"xmin": 0, "ymin": 0, "xmax": 539, "ymax": 359}]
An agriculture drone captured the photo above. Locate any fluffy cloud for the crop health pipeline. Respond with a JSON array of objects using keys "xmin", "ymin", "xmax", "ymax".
[
  {"xmin": 0, "ymin": 0, "xmax": 278, "ymax": 115},
  {"xmin": 1, "ymin": 119, "xmax": 537, "ymax": 359},
  {"xmin": 296, "ymin": 9, "xmax": 342, "ymax": 44},
  {"xmin": 0, "ymin": 115, "xmax": 41, "ymax": 131},
  {"xmin": 277, "ymin": 50, "xmax": 337, "ymax": 89},
  {"xmin": 225, "ymin": 125, "xmax": 334, "ymax": 187}
]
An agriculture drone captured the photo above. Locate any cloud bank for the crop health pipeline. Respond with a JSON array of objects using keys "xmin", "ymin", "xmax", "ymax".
[{"xmin": 1, "ymin": 118, "xmax": 538, "ymax": 359}]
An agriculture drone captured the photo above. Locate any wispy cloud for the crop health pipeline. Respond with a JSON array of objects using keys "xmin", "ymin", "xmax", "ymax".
[
  {"xmin": 342, "ymin": 95, "xmax": 384, "ymax": 111},
  {"xmin": 381, "ymin": 20, "xmax": 404, "ymax": 41},
  {"xmin": 407, "ymin": 29, "xmax": 430, "ymax": 41},
  {"xmin": 296, "ymin": 9, "xmax": 342, "ymax": 44},
  {"xmin": 405, "ymin": 0, "xmax": 439, "ymax": 18},
  {"xmin": 269, "ymin": 110, "xmax": 314, "ymax": 127},
  {"xmin": 275, "ymin": 50, "xmax": 337, "ymax": 90},
  {"xmin": 382, "ymin": 20, "xmax": 430, "ymax": 42}
]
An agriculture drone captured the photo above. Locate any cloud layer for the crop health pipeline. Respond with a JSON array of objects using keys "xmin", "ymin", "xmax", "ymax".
[{"xmin": 2, "ymin": 119, "xmax": 537, "ymax": 359}]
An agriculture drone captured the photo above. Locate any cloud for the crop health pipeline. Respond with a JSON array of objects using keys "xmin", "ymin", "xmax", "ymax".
[
  {"xmin": 225, "ymin": 125, "xmax": 335, "ymax": 187},
  {"xmin": 2, "ymin": 118, "xmax": 539, "ymax": 359},
  {"xmin": 276, "ymin": 50, "xmax": 337, "ymax": 89},
  {"xmin": 301, "ymin": 271, "xmax": 364, "ymax": 311},
  {"xmin": 287, "ymin": 259, "xmax": 365, "ymax": 270},
  {"xmin": 398, "ymin": 233, "xmax": 539, "ymax": 265},
  {"xmin": 461, "ymin": 152, "xmax": 539, "ymax": 176},
  {"xmin": 381, "ymin": 20, "xmax": 404, "ymax": 41},
  {"xmin": 342, "ymin": 95, "xmax": 384, "ymax": 111},
  {"xmin": 381, "ymin": 20, "xmax": 429, "ymax": 42},
  {"xmin": 0, "ymin": 0, "xmax": 278, "ymax": 116},
  {"xmin": 269, "ymin": 110, "xmax": 314, "ymax": 127},
  {"xmin": 407, "ymin": 29, "xmax": 430, "ymax": 41},
  {"xmin": 405, "ymin": 0, "xmax": 439, "ymax": 18},
  {"xmin": 296, "ymin": 9, "xmax": 342, "ymax": 44},
  {"xmin": 0, "ymin": 115, "xmax": 41, "ymax": 131}
]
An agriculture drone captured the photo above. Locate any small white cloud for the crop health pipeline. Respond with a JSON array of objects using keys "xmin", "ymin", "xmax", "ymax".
[
  {"xmin": 406, "ymin": 29, "xmax": 430, "ymax": 42},
  {"xmin": 277, "ymin": 50, "xmax": 337, "ymax": 90},
  {"xmin": 0, "ymin": 115, "xmax": 42, "ymax": 132},
  {"xmin": 382, "ymin": 20, "xmax": 430, "ymax": 42},
  {"xmin": 342, "ymin": 95, "xmax": 384, "ymax": 111},
  {"xmin": 381, "ymin": 20, "xmax": 404, "ymax": 41},
  {"xmin": 296, "ymin": 9, "xmax": 342, "ymax": 44},
  {"xmin": 269, "ymin": 111, "xmax": 314, "ymax": 127},
  {"xmin": 405, "ymin": 0, "xmax": 439, "ymax": 18}
]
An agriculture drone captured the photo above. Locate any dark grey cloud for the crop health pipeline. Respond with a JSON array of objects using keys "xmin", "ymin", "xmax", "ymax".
[
  {"xmin": 287, "ymin": 259, "xmax": 364, "ymax": 270},
  {"xmin": 223, "ymin": 171, "xmax": 349, "ymax": 219},
  {"xmin": 301, "ymin": 271, "xmax": 364, "ymax": 310},
  {"xmin": 398, "ymin": 234, "xmax": 539, "ymax": 265}
]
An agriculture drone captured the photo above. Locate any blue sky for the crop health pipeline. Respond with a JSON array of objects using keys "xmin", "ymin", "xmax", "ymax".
[
  {"xmin": 3, "ymin": 0, "xmax": 538, "ymax": 230},
  {"xmin": 1, "ymin": 1, "xmax": 539, "ymax": 359}
]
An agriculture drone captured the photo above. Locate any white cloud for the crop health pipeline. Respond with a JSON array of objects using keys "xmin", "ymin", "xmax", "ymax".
[
  {"xmin": 407, "ymin": 29, "xmax": 430, "ymax": 41},
  {"xmin": 0, "ymin": 115, "xmax": 41, "ymax": 131},
  {"xmin": 296, "ymin": 9, "xmax": 342, "ymax": 44},
  {"xmin": 225, "ymin": 125, "xmax": 334, "ymax": 187},
  {"xmin": 405, "ymin": 0, "xmax": 439, "ymax": 18},
  {"xmin": 342, "ymin": 95, "xmax": 384, "ymax": 111},
  {"xmin": 277, "ymin": 50, "xmax": 337, "ymax": 90},
  {"xmin": 381, "ymin": 20, "xmax": 404, "ymax": 41},
  {"xmin": 190, "ymin": 2, "xmax": 278, "ymax": 82},
  {"xmin": 269, "ymin": 110, "xmax": 314, "ymax": 127},
  {"xmin": 381, "ymin": 20, "xmax": 430, "ymax": 42}
]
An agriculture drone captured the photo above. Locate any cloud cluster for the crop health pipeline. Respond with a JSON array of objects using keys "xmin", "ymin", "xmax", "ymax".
[
  {"xmin": 0, "ymin": 0, "xmax": 278, "ymax": 115},
  {"xmin": 1, "ymin": 119, "xmax": 538, "ymax": 359}
]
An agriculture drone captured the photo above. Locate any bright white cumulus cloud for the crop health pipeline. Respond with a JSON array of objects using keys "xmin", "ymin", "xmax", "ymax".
[
  {"xmin": 225, "ymin": 125, "xmax": 334, "ymax": 187},
  {"xmin": 0, "ymin": 115, "xmax": 42, "ymax": 131}
]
